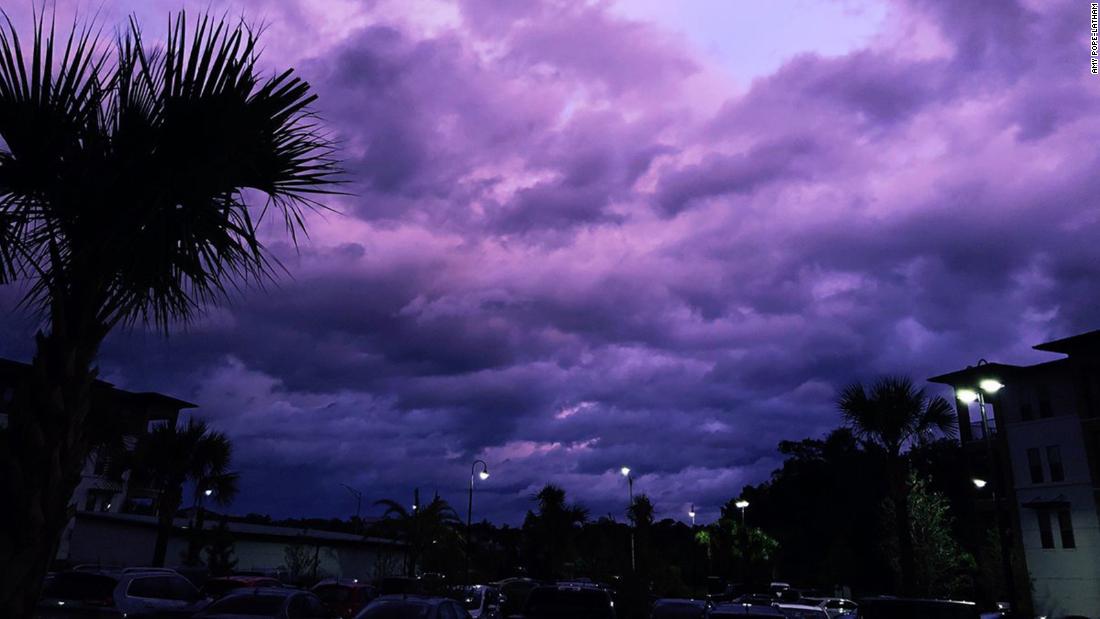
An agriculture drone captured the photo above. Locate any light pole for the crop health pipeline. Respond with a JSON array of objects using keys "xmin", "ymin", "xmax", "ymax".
[
  {"xmin": 734, "ymin": 499, "xmax": 749, "ymax": 581},
  {"xmin": 621, "ymin": 466, "xmax": 635, "ymax": 573},
  {"xmin": 341, "ymin": 484, "xmax": 363, "ymax": 532},
  {"xmin": 957, "ymin": 370, "xmax": 1017, "ymax": 611},
  {"xmin": 688, "ymin": 504, "xmax": 696, "ymax": 527},
  {"xmin": 467, "ymin": 460, "xmax": 489, "ymax": 585},
  {"xmin": 735, "ymin": 499, "xmax": 749, "ymax": 525}
]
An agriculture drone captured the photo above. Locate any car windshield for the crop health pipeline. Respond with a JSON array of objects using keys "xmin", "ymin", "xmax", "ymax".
[
  {"xmin": 356, "ymin": 599, "xmax": 432, "ymax": 618},
  {"xmin": 126, "ymin": 575, "xmax": 200, "ymax": 602},
  {"xmin": 204, "ymin": 580, "xmax": 247, "ymax": 597},
  {"xmin": 315, "ymin": 585, "xmax": 353, "ymax": 603},
  {"xmin": 206, "ymin": 594, "xmax": 288, "ymax": 615},
  {"xmin": 42, "ymin": 573, "xmax": 117, "ymax": 601},
  {"xmin": 779, "ymin": 609, "xmax": 826, "ymax": 619},
  {"xmin": 525, "ymin": 587, "xmax": 611, "ymax": 617}
]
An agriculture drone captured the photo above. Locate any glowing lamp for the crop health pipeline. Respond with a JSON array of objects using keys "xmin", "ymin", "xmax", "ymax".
[
  {"xmin": 980, "ymin": 379, "xmax": 1003, "ymax": 394},
  {"xmin": 956, "ymin": 388, "xmax": 979, "ymax": 404}
]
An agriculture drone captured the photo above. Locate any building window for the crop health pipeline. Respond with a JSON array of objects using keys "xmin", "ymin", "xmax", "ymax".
[
  {"xmin": 1038, "ymin": 384, "xmax": 1053, "ymax": 418},
  {"xmin": 1020, "ymin": 402, "xmax": 1034, "ymax": 421},
  {"xmin": 1037, "ymin": 510, "xmax": 1055, "ymax": 549},
  {"xmin": 1046, "ymin": 446, "xmax": 1064, "ymax": 482},
  {"xmin": 1057, "ymin": 509, "xmax": 1076, "ymax": 549},
  {"xmin": 1027, "ymin": 448, "xmax": 1044, "ymax": 483}
]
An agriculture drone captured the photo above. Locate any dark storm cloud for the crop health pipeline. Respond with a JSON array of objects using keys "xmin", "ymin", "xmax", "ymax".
[{"xmin": 3, "ymin": 0, "xmax": 1100, "ymax": 523}]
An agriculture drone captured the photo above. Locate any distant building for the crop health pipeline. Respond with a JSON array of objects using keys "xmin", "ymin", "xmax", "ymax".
[
  {"xmin": 931, "ymin": 330, "xmax": 1100, "ymax": 618},
  {"xmin": 0, "ymin": 358, "xmax": 196, "ymax": 561},
  {"xmin": 68, "ymin": 511, "xmax": 406, "ymax": 580}
]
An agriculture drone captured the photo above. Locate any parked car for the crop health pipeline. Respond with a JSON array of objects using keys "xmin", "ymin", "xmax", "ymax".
[
  {"xmin": 706, "ymin": 603, "xmax": 786, "ymax": 618},
  {"xmin": 495, "ymin": 578, "xmax": 540, "ymax": 618},
  {"xmin": 650, "ymin": 598, "xmax": 707, "ymax": 619},
  {"xmin": 36, "ymin": 569, "xmax": 210, "ymax": 618},
  {"xmin": 312, "ymin": 579, "xmax": 378, "ymax": 618},
  {"xmin": 354, "ymin": 595, "xmax": 472, "ymax": 619},
  {"xmin": 855, "ymin": 597, "xmax": 981, "ymax": 619},
  {"xmin": 458, "ymin": 584, "xmax": 503, "ymax": 619},
  {"xmin": 774, "ymin": 603, "xmax": 828, "ymax": 619},
  {"xmin": 733, "ymin": 595, "xmax": 777, "ymax": 606},
  {"xmin": 194, "ymin": 587, "xmax": 333, "ymax": 619},
  {"xmin": 815, "ymin": 598, "xmax": 857, "ymax": 619},
  {"xmin": 203, "ymin": 575, "xmax": 285, "ymax": 599},
  {"xmin": 517, "ymin": 584, "xmax": 615, "ymax": 619}
]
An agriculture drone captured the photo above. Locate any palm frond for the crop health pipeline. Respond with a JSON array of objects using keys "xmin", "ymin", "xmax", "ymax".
[{"xmin": 0, "ymin": 10, "xmax": 340, "ymax": 334}]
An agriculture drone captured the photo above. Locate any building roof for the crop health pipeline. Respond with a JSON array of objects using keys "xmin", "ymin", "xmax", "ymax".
[
  {"xmin": 927, "ymin": 362, "xmax": 1023, "ymax": 387},
  {"xmin": 0, "ymin": 357, "xmax": 196, "ymax": 409},
  {"xmin": 77, "ymin": 511, "xmax": 404, "ymax": 547},
  {"xmin": 1033, "ymin": 329, "xmax": 1100, "ymax": 355},
  {"xmin": 929, "ymin": 328, "xmax": 1100, "ymax": 387}
]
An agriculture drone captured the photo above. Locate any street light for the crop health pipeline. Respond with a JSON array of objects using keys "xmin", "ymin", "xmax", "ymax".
[
  {"xmin": 204, "ymin": 488, "xmax": 214, "ymax": 497},
  {"xmin": 688, "ymin": 504, "xmax": 696, "ymax": 526},
  {"xmin": 621, "ymin": 466, "xmax": 635, "ymax": 573},
  {"xmin": 467, "ymin": 460, "xmax": 490, "ymax": 585},
  {"xmin": 955, "ymin": 362, "xmax": 1016, "ymax": 611}
]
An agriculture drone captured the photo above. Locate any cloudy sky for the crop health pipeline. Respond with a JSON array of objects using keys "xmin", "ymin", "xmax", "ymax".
[{"xmin": 2, "ymin": 0, "xmax": 1098, "ymax": 525}]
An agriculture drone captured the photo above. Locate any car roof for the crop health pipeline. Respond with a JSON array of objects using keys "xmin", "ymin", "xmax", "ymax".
[
  {"xmin": 777, "ymin": 604, "xmax": 825, "ymax": 610},
  {"xmin": 220, "ymin": 587, "xmax": 305, "ymax": 599},
  {"xmin": 374, "ymin": 594, "xmax": 450, "ymax": 605},
  {"xmin": 711, "ymin": 604, "xmax": 786, "ymax": 616}
]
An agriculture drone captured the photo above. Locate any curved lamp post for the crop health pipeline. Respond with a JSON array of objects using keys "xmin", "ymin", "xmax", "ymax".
[{"xmin": 466, "ymin": 460, "xmax": 490, "ymax": 584}]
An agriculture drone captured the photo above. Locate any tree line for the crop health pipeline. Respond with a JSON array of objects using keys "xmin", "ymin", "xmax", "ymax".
[{"xmin": 359, "ymin": 377, "xmax": 1002, "ymax": 607}]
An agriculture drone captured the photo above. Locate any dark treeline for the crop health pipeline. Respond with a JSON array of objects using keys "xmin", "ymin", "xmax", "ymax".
[{"xmin": 349, "ymin": 425, "xmax": 1000, "ymax": 606}]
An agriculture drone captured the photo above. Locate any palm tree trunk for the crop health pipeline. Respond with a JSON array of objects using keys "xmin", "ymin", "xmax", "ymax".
[
  {"xmin": 153, "ymin": 489, "xmax": 183, "ymax": 567},
  {"xmin": 890, "ymin": 455, "xmax": 915, "ymax": 594},
  {"xmin": 0, "ymin": 330, "xmax": 100, "ymax": 619}
]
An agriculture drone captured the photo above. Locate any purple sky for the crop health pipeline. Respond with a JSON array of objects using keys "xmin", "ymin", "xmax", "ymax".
[{"xmin": 2, "ymin": 0, "xmax": 1099, "ymax": 525}]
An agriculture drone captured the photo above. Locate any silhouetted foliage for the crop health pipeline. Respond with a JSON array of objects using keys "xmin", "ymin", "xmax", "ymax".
[
  {"xmin": 374, "ymin": 492, "xmax": 461, "ymax": 577},
  {"xmin": 0, "ymin": 9, "xmax": 337, "ymax": 617},
  {"xmin": 112, "ymin": 418, "xmax": 239, "ymax": 566},
  {"xmin": 837, "ymin": 376, "xmax": 956, "ymax": 594}
]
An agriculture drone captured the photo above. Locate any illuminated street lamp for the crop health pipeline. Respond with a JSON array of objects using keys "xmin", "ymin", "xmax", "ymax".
[
  {"xmin": 621, "ymin": 466, "xmax": 636, "ymax": 572},
  {"xmin": 956, "ymin": 361, "xmax": 1015, "ymax": 611},
  {"xmin": 734, "ymin": 499, "xmax": 749, "ymax": 523},
  {"xmin": 688, "ymin": 504, "xmax": 697, "ymax": 526},
  {"xmin": 466, "ymin": 460, "xmax": 490, "ymax": 585}
]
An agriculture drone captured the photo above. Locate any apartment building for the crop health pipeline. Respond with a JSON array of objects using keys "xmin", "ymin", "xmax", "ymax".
[
  {"xmin": 0, "ymin": 358, "xmax": 196, "ymax": 561},
  {"xmin": 931, "ymin": 330, "xmax": 1100, "ymax": 618}
]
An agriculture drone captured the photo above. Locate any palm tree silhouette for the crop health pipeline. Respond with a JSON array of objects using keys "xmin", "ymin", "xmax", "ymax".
[
  {"xmin": 0, "ymin": 12, "xmax": 337, "ymax": 615},
  {"xmin": 837, "ymin": 375, "xmax": 955, "ymax": 594},
  {"xmin": 375, "ymin": 493, "xmax": 461, "ymax": 577},
  {"xmin": 116, "ymin": 418, "xmax": 239, "ymax": 567}
]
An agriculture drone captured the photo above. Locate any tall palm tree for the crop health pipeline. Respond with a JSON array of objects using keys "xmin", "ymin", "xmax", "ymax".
[
  {"xmin": 375, "ymin": 493, "xmax": 461, "ymax": 577},
  {"xmin": 0, "ymin": 12, "xmax": 336, "ymax": 616},
  {"xmin": 523, "ymin": 484, "xmax": 588, "ymax": 578},
  {"xmin": 117, "ymin": 418, "xmax": 239, "ymax": 567},
  {"xmin": 837, "ymin": 375, "xmax": 955, "ymax": 594}
]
